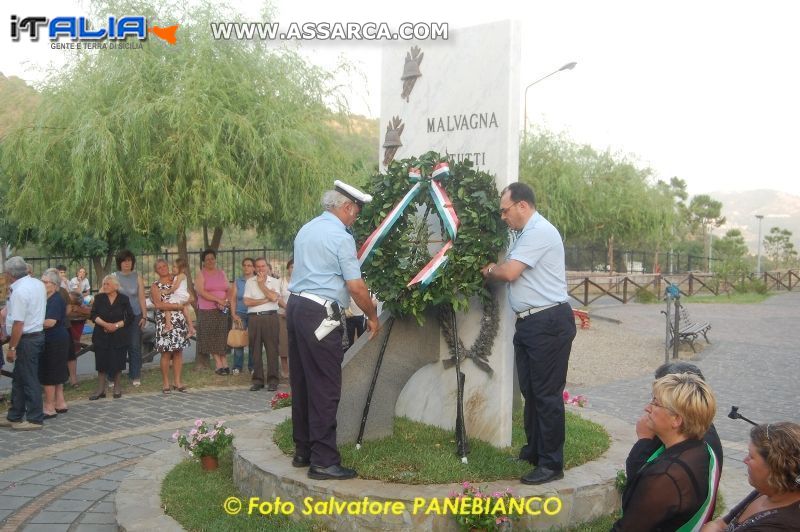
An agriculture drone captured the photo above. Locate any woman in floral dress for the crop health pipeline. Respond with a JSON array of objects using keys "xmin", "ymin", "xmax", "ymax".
[{"xmin": 151, "ymin": 259, "xmax": 191, "ymax": 394}]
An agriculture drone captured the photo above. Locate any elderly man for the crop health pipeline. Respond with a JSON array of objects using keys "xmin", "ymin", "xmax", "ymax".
[
  {"xmin": 481, "ymin": 182, "xmax": 576, "ymax": 485},
  {"xmin": 244, "ymin": 258, "xmax": 281, "ymax": 392},
  {"xmin": 2, "ymin": 256, "xmax": 47, "ymax": 430},
  {"xmin": 287, "ymin": 180, "xmax": 380, "ymax": 480}
]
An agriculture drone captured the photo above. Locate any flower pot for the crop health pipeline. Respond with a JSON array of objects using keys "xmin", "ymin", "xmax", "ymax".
[{"xmin": 200, "ymin": 455, "xmax": 219, "ymax": 471}]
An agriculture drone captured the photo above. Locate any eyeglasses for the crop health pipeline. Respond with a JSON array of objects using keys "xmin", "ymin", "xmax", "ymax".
[
  {"xmin": 649, "ymin": 397, "xmax": 676, "ymax": 414},
  {"xmin": 499, "ymin": 201, "xmax": 519, "ymax": 215}
]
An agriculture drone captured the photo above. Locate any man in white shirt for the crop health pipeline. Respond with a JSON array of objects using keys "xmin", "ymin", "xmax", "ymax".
[
  {"xmin": 2, "ymin": 256, "xmax": 47, "ymax": 430},
  {"xmin": 244, "ymin": 258, "xmax": 281, "ymax": 391}
]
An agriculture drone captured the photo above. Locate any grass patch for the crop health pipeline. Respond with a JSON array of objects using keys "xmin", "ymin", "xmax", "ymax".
[
  {"xmin": 161, "ymin": 447, "xmax": 324, "ymax": 531},
  {"xmin": 683, "ymin": 292, "xmax": 770, "ymax": 304},
  {"xmin": 565, "ymin": 511, "xmax": 620, "ymax": 531},
  {"xmin": 274, "ymin": 409, "xmax": 609, "ymax": 484}
]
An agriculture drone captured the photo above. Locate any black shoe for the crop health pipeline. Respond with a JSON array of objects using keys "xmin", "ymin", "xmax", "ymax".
[
  {"xmin": 520, "ymin": 466, "xmax": 563, "ymax": 485},
  {"xmin": 267, "ymin": 383, "xmax": 277, "ymax": 391},
  {"xmin": 249, "ymin": 384, "xmax": 264, "ymax": 391},
  {"xmin": 307, "ymin": 464, "xmax": 357, "ymax": 480},
  {"xmin": 223, "ymin": 367, "xmax": 231, "ymax": 375},
  {"xmin": 292, "ymin": 455, "xmax": 310, "ymax": 468},
  {"xmin": 89, "ymin": 393, "xmax": 106, "ymax": 400}
]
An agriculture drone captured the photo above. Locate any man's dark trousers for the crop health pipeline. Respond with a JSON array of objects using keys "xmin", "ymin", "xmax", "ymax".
[
  {"xmin": 8, "ymin": 332, "xmax": 45, "ymax": 424},
  {"xmin": 287, "ymin": 296, "xmax": 344, "ymax": 468},
  {"xmin": 514, "ymin": 303, "xmax": 576, "ymax": 469},
  {"xmin": 249, "ymin": 313, "xmax": 279, "ymax": 387}
]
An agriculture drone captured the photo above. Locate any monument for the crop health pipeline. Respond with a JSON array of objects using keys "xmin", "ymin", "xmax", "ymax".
[{"xmin": 336, "ymin": 20, "xmax": 521, "ymax": 448}]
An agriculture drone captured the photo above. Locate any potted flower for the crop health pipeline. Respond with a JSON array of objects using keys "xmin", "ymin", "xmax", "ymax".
[
  {"xmin": 450, "ymin": 481, "xmax": 517, "ymax": 531},
  {"xmin": 173, "ymin": 419, "xmax": 234, "ymax": 471},
  {"xmin": 270, "ymin": 391, "xmax": 292, "ymax": 410}
]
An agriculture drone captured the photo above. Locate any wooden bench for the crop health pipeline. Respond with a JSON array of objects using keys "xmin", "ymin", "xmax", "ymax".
[
  {"xmin": 573, "ymin": 309, "xmax": 590, "ymax": 329},
  {"xmin": 672, "ymin": 302, "xmax": 711, "ymax": 352}
]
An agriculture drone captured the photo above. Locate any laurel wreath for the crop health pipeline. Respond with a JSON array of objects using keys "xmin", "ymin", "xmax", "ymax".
[{"xmin": 355, "ymin": 151, "xmax": 506, "ymax": 371}]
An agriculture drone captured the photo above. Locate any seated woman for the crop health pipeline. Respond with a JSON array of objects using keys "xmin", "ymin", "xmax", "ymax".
[
  {"xmin": 613, "ymin": 373, "xmax": 719, "ymax": 531},
  {"xmin": 702, "ymin": 422, "xmax": 800, "ymax": 531}
]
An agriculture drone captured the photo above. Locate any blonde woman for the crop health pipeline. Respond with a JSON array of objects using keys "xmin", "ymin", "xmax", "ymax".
[{"xmin": 613, "ymin": 373, "xmax": 719, "ymax": 531}]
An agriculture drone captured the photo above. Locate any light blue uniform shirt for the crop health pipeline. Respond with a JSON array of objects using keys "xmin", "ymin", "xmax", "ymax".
[
  {"xmin": 505, "ymin": 211, "xmax": 569, "ymax": 313},
  {"xmin": 288, "ymin": 211, "xmax": 362, "ymax": 308}
]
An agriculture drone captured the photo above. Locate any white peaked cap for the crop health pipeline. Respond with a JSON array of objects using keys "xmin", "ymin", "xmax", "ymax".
[{"xmin": 334, "ymin": 180, "xmax": 373, "ymax": 206}]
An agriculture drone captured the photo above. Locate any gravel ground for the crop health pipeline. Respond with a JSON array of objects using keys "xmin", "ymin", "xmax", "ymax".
[{"xmin": 567, "ymin": 302, "xmax": 687, "ymax": 387}]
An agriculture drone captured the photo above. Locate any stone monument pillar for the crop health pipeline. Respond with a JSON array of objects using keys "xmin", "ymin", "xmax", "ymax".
[{"xmin": 337, "ymin": 20, "xmax": 520, "ymax": 448}]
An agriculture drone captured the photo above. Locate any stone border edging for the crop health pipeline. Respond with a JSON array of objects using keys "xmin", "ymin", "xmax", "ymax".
[
  {"xmin": 232, "ymin": 406, "xmax": 634, "ymax": 531},
  {"xmin": 115, "ymin": 445, "xmax": 186, "ymax": 532}
]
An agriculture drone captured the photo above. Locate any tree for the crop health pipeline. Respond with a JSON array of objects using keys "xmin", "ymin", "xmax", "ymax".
[
  {"xmin": 520, "ymin": 128, "xmax": 675, "ymax": 272},
  {"xmin": 0, "ymin": 0, "xmax": 365, "ymax": 269},
  {"xmin": 763, "ymin": 227, "xmax": 798, "ymax": 268},
  {"xmin": 687, "ymin": 194, "xmax": 726, "ymax": 270},
  {"xmin": 711, "ymin": 229, "xmax": 750, "ymax": 282}
]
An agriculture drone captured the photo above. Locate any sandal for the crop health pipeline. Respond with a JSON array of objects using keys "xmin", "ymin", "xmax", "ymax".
[
  {"xmin": 113, "ymin": 392, "xmax": 122, "ymax": 399},
  {"xmin": 162, "ymin": 388, "xmax": 171, "ymax": 395},
  {"xmin": 172, "ymin": 385, "xmax": 188, "ymax": 393}
]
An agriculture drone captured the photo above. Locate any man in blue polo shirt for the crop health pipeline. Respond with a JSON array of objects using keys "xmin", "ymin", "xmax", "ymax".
[
  {"xmin": 287, "ymin": 181, "xmax": 380, "ymax": 480},
  {"xmin": 481, "ymin": 182, "xmax": 576, "ymax": 485}
]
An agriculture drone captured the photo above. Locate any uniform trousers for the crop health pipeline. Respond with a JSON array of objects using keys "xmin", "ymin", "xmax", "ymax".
[
  {"xmin": 287, "ymin": 295, "xmax": 344, "ymax": 467},
  {"xmin": 514, "ymin": 302, "xmax": 576, "ymax": 470},
  {"xmin": 248, "ymin": 313, "xmax": 279, "ymax": 386}
]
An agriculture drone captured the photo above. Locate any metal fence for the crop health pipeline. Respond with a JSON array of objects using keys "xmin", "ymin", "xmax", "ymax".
[
  {"xmin": 564, "ymin": 247, "xmax": 722, "ymax": 274},
  {"xmin": 23, "ymin": 248, "xmax": 292, "ymax": 293}
]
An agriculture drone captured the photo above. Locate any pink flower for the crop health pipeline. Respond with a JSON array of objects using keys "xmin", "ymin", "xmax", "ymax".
[
  {"xmin": 462, "ymin": 481, "xmax": 470, "ymax": 489},
  {"xmin": 190, "ymin": 428, "xmax": 197, "ymax": 436},
  {"xmin": 224, "ymin": 428, "xmax": 232, "ymax": 435},
  {"xmin": 563, "ymin": 390, "xmax": 570, "ymax": 401},
  {"xmin": 194, "ymin": 419, "xmax": 203, "ymax": 427},
  {"xmin": 172, "ymin": 431, "xmax": 180, "ymax": 440}
]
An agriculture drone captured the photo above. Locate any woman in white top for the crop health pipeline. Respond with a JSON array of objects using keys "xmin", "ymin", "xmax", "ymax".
[{"xmin": 69, "ymin": 266, "xmax": 91, "ymax": 296}]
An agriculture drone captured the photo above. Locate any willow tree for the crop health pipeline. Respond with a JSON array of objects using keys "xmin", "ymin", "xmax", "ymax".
[
  {"xmin": 1, "ymin": 0, "xmax": 359, "ymax": 266},
  {"xmin": 520, "ymin": 129, "xmax": 675, "ymax": 271}
]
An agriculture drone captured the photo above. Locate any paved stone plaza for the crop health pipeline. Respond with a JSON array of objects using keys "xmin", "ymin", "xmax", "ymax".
[
  {"xmin": 0, "ymin": 388, "xmax": 273, "ymax": 531},
  {"xmin": 575, "ymin": 291, "xmax": 800, "ymax": 505},
  {"xmin": 0, "ymin": 292, "xmax": 796, "ymax": 529}
]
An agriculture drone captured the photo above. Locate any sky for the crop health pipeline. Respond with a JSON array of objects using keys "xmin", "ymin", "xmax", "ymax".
[{"xmin": 3, "ymin": 0, "xmax": 800, "ymax": 198}]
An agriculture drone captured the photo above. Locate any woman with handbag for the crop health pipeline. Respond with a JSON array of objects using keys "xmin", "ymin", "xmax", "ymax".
[
  {"xmin": 229, "ymin": 257, "xmax": 255, "ymax": 375},
  {"xmin": 151, "ymin": 259, "xmax": 191, "ymax": 394}
]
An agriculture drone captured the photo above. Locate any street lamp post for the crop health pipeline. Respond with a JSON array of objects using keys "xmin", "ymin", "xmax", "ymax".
[
  {"xmin": 755, "ymin": 214, "xmax": 764, "ymax": 275},
  {"xmin": 523, "ymin": 62, "xmax": 577, "ymax": 142}
]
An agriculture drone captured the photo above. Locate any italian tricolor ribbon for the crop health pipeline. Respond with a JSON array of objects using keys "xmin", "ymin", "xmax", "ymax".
[{"xmin": 357, "ymin": 162, "xmax": 460, "ymax": 288}]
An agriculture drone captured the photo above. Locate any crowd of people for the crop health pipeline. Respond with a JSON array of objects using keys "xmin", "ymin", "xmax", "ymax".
[
  {"xmin": 2, "ymin": 179, "xmax": 797, "ymax": 532},
  {"xmin": 0, "ymin": 247, "xmax": 305, "ymax": 425}
]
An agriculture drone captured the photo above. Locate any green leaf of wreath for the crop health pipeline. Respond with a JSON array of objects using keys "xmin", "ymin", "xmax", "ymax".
[{"xmin": 354, "ymin": 151, "xmax": 506, "ymax": 324}]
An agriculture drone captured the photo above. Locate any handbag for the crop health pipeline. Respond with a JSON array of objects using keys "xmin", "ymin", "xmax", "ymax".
[{"xmin": 226, "ymin": 324, "xmax": 248, "ymax": 348}]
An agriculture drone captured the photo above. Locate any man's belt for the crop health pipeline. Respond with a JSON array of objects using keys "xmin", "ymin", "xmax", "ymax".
[
  {"xmin": 515, "ymin": 302, "xmax": 565, "ymax": 320},
  {"xmin": 291, "ymin": 292, "xmax": 332, "ymax": 307},
  {"xmin": 21, "ymin": 331, "xmax": 44, "ymax": 338},
  {"xmin": 249, "ymin": 310, "xmax": 277, "ymax": 316}
]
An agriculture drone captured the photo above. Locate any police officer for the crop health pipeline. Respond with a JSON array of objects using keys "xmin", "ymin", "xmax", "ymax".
[
  {"xmin": 481, "ymin": 182, "xmax": 576, "ymax": 485},
  {"xmin": 287, "ymin": 181, "xmax": 380, "ymax": 480}
]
